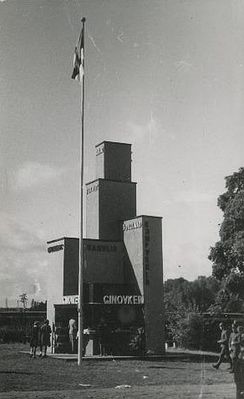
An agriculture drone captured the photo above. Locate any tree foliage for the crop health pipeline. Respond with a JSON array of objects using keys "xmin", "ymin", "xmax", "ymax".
[
  {"xmin": 19, "ymin": 293, "xmax": 28, "ymax": 309},
  {"xmin": 164, "ymin": 276, "xmax": 220, "ymax": 314},
  {"xmin": 30, "ymin": 300, "xmax": 47, "ymax": 310},
  {"xmin": 209, "ymin": 167, "xmax": 244, "ymax": 308},
  {"xmin": 164, "ymin": 277, "xmax": 220, "ymax": 348}
]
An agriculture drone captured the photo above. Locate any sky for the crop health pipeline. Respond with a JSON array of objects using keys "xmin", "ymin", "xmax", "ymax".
[{"xmin": 0, "ymin": 0, "xmax": 244, "ymax": 307}]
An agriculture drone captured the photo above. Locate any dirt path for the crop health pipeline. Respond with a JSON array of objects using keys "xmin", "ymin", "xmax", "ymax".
[{"xmin": 0, "ymin": 382, "xmax": 236, "ymax": 399}]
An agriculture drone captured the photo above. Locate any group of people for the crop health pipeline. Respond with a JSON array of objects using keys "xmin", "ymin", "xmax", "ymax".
[
  {"xmin": 68, "ymin": 317, "xmax": 111, "ymax": 356},
  {"xmin": 213, "ymin": 321, "xmax": 244, "ymax": 373},
  {"xmin": 29, "ymin": 319, "xmax": 51, "ymax": 359},
  {"xmin": 68, "ymin": 318, "xmax": 90, "ymax": 355},
  {"xmin": 31, "ymin": 318, "xmax": 91, "ymax": 357}
]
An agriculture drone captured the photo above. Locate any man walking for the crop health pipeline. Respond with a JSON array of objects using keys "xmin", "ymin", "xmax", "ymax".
[{"xmin": 213, "ymin": 322, "xmax": 232, "ymax": 370}]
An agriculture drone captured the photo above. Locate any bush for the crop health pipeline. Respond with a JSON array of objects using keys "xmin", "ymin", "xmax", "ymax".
[
  {"xmin": 166, "ymin": 310, "xmax": 210, "ymax": 350},
  {"xmin": 0, "ymin": 327, "xmax": 26, "ymax": 344},
  {"xmin": 177, "ymin": 312, "xmax": 204, "ymax": 350},
  {"xmin": 129, "ymin": 327, "xmax": 145, "ymax": 355}
]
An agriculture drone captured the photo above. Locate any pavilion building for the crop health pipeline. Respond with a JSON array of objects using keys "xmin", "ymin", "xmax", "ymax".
[{"xmin": 47, "ymin": 141, "xmax": 165, "ymax": 355}]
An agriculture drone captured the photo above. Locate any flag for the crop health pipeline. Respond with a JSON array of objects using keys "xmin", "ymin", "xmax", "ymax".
[{"xmin": 71, "ymin": 25, "xmax": 84, "ymax": 81}]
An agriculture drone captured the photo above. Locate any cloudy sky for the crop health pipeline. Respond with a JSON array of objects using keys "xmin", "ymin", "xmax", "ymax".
[{"xmin": 1, "ymin": 0, "xmax": 244, "ymax": 307}]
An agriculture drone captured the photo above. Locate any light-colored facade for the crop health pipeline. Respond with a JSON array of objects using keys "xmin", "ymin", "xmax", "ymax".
[
  {"xmin": 123, "ymin": 216, "xmax": 164, "ymax": 354},
  {"xmin": 47, "ymin": 141, "xmax": 165, "ymax": 355}
]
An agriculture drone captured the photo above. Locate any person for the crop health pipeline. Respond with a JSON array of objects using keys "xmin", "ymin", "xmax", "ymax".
[
  {"xmin": 29, "ymin": 321, "xmax": 39, "ymax": 358},
  {"xmin": 238, "ymin": 325, "xmax": 244, "ymax": 359},
  {"xmin": 229, "ymin": 323, "xmax": 241, "ymax": 373},
  {"xmin": 39, "ymin": 319, "xmax": 51, "ymax": 358},
  {"xmin": 213, "ymin": 322, "xmax": 232, "ymax": 370},
  {"xmin": 98, "ymin": 318, "xmax": 109, "ymax": 356},
  {"xmin": 68, "ymin": 318, "xmax": 77, "ymax": 353},
  {"xmin": 234, "ymin": 326, "xmax": 244, "ymax": 399},
  {"xmin": 82, "ymin": 327, "xmax": 90, "ymax": 356}
]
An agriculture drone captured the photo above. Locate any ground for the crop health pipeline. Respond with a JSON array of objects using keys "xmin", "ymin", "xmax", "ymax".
[{"xmin": 0, "ymin": 344, "xmax": 237, "ymax": 398}]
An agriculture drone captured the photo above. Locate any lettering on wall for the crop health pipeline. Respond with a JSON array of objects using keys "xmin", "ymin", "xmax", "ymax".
[
  {"xmin": 48, "ymin": 244, "xmax": 64, "ymax": 253},
  {"xmin": 144, "ymin": 221, "xmax": 150, "ymax": 285},
  {"xmin": 123, "ymin": 219, "xmax": 142, "ymax": 231},
  {"xmin": 96, "ymin": 145, "xmax": 104, "ymax": 156},
  {"xmin": 103, "ymin": 295, "xmax": 144, "ymax": 305},
  {"xmin": 87, "ymin": 183, "xmax": 99, "ymax": 195},
  {"xmin": 62, "ymin": 295, "xmax": 144, "ymax": 305},
  {"xmin": 62, "ymin": 295, "xmax": 79, "ymax": 305},
  {"xmin": 86, "ymin": 244, "xmax": 117, "ymax": 252}
]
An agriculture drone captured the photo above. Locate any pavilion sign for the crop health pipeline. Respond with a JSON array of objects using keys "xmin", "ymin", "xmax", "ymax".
[
  {"xmin": 103, "ymin": 295, "xmax": 144, "ymax": 305},
  {"xmin": 62, "ymin": 294, "xmax": 144, "ymax": 305}
]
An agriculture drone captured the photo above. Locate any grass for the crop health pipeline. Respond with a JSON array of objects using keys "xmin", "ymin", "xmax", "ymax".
[{"xmin": 0, "ymin": 343, "xmax": 236, "ymax": 398}]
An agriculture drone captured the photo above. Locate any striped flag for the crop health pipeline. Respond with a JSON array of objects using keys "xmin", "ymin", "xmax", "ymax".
[{"xmin": 71, "ymin": 25, "xmax": 84, "ymax": 81}]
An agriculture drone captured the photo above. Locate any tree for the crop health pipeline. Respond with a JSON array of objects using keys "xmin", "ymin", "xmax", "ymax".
[
  {"xmin": 177, "ymin": 311, "xmax": 204, "ymax": 350},
  {"xmin": 30, "ymin": 298, "xmax": 35, "ymax": 309},
  {"xmin": 30, "ymin": 299, "xmax": 47, "ymax": 310},
  {"xmin": 190, "ymin": 276, "xmax": 221, "ymax": 312},
  {"xmin": 164, "ymin": 276, "xmax": 220, "ymax": 314},
  {"xmin": 19, "ymin": 293, "xmax": 28, "ymax": 309},
  {"xmin": 164, "ymin": 276, "xmax": 220, "ymax": 348},
  {"xmin": 209, "ymin": 167, "xmax": 244, "ymax": 310}
]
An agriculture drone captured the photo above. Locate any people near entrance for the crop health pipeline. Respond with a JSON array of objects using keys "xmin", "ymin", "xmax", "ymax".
[
  {"xmin": 98, "ymin": 318, "xmax": 110, "ymax": 356},
  {"xmin": 39, "ymin": 319, "xmax": 51, "ymax": 358},
  {"xmin": 82, "ymin": 327, "xmax": 90, "ymax": 356},
  {"xmin": 29, "ymin": 321, "xmax": 40, "ymax": 358},
  {"xmin": 213, "ymin": 322, "xmax": 232, "ymax": 370},
  {"xmin": 68, "ymin": 318, "xmax": 77, "ymax": 353},
  {"xmin": 75, "ymin": 327, "xmax": 90, "ymax": 356},
  {"xmin": 229, "ymin": 323, "xmax": 241, "ymax": 373},
  {"xmin": 234, "ymin": 325, "xmax": 244, "ymax": 399}
]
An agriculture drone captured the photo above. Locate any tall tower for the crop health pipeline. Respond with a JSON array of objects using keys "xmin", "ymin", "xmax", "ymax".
[{"xmin": 86, "ymin": 141, "xmax": 137, "ymax": 240}]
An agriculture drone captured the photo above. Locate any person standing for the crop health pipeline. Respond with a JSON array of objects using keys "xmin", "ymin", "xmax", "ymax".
[
  {"xmin": 98, "ymin": 318, "xmax": 109, "ymax": 356},
  {"xmin": 29, "ymin": 321, "xmax": 39, "ymax": 358},
  {"xmin": 213, "ymin": 322, "xmax": 232, "ymax": 370},
  {"xmin": 229, "ymin": 323, "xmax": 240, "ymax": 373},
  {"xmin": 68, "ymin": 318, "xmax": 77, "ymax": 353},
  {"xmin": 39, "ymin": 319, "xmax": 51, "ymax": 358},
  {"xmin": 237, "ymin": 325, "xmax": 244, "ymax": 359},
  {"xmin": 234, "ymin": 326, "xmax": 244, "ymax": 399},
  {"xmin": 82, "ymin": 326, "xmax": 90, "ymax": 356}
]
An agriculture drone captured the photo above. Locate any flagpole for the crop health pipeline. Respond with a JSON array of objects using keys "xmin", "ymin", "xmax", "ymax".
[{"xmin": 78, "ymin": 16, "xmax": 86, "ymax": 366}]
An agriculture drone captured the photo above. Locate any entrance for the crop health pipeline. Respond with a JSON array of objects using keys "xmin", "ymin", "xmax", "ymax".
[
  {"xmin": 54, "ymin": 304, "xmax": 77, "ymax": 353},
  {"xmin": 53, "ymin": 303, "xmax": 144, "ymax": 355}
]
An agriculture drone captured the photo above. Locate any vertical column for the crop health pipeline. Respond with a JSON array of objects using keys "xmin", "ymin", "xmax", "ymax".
[
  {"xmin": 46, "ymin": 239, "xmax": 65, "ymax": 353},
  {"xmin": 123, "ymin": 216, "xmax": 165, "ymax": 355},
  {"xmin": 142, "ymin": 217, "xmax": 165, "ymax": 355}
]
